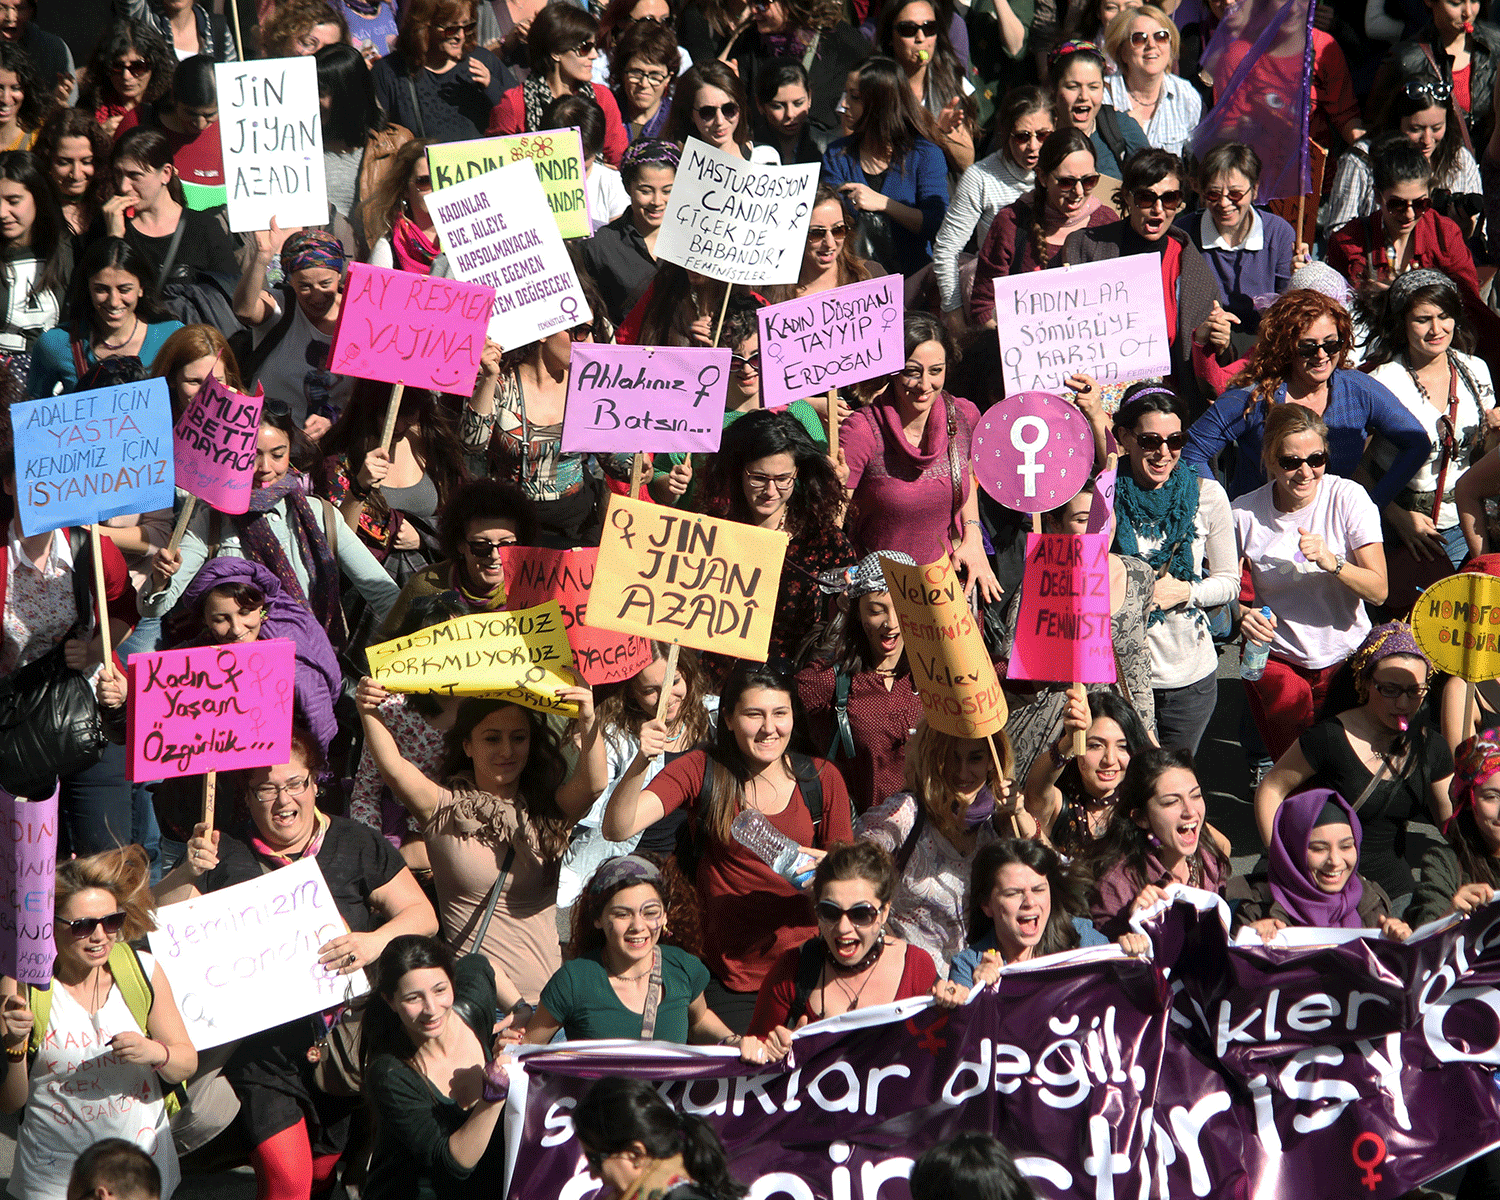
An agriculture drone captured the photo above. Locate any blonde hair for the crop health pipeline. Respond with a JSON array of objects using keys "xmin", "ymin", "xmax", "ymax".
[
  {"xmin": 1104, "ymin": 3, "xmax": 1179, "ymax": 66},
  {"xmin": 1259, "ymin": 402, "xmax": 1329, "ymax": 477},
  {"xmin": 903, "ymin": 721, "xmax": 1014, "ymax": 843},
  {"xmin": 55, "ymin": 845, "xmax": 156, "ymax": 943}
]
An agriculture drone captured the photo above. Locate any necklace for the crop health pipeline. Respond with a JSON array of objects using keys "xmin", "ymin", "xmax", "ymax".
[
  {"xmin": 98, "ymin": 315, "xmax": 139, "ymax": 351},
  {"xmin": 823, "ymin": 938, "xmax": 885, "ymax": 1012}
]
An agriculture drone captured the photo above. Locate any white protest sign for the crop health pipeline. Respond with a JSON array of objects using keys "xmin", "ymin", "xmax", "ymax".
[
  {"xmin": 427, "ymin": 159, "xmax": 591, "ymax": 352},
  {"xmin": 215, "ymin": 57, "xmax": 328, "ymax": 232},
  {"xmin": 991, "ymin": 254, "xmax": 1170, "ymax": 393},
  {"xmin": 654, "ymin": 137, "xmax": 819, "ymax": 286},
  {"xmin": 149, "ymin": 858, "xmax": 366, "ymax": 1049}
]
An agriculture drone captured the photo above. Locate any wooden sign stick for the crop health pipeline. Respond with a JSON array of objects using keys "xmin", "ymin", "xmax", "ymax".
[
  {"xmin": 985, "ymin": 732, "xmax": 1020, "ymax": 836},
  {"xmin": 1465, "ymin": 679, "xmax": 1478, "ymax": 743},
  {"xmin": 90, "ymin": 524, "xmax": 114, "ymax": 669},
  {"xmin": 710, "ymin": 284, "xmax": 734, "ymax": 349},
  {"xmin": 629, "ymin": 453, "xmax": 647, "ymax": 497},
  {"xmin": 202, "ymin": 770, "xmax": 217, "ymax": 828},
  {"xmin": 827, "ymin": 387, "xmax": 839, "ymax": 458},
  {"xmin": 167, "ymin": 495, "xmax": 197, "ymax": 554},
  {"xmin": 654, "ymin": 642, "xmax": 682, "ymax": 723},
  {"xmin": 380, "ymin": 382, "xmax": 405, "ymax": 457}
]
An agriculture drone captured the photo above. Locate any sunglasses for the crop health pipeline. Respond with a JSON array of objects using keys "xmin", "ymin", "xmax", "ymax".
[
  {"xmin": 1204, "ymin": 187, "xmax": 1249, "ymax": 204},
  {"xmin": 263, "ymin": 397, "xmax": 292, "ymax": 418},
  {"xmin": 1132, "ymin": 431, "xmax": 1186, "ymax": 452},
  {"xmin": 1293, "ymin": 337, "xmax": 1343, "ymax": 361},
  {"xmin": 697, "ymin": 101, "xmax": 738, "ymax": 122},
  {"xmin": 1131, "ymin": 187, "xmax": 1184, "ymax": 212},
  {"xmin": 1372, "ymin": 680, "xmax": 1427, "ymax": 700},
  {"xmin": 431, "ymin": 20, "xmax": 476, "ymax": 34},
  {"xmin": 895, "ymin": 18, "xmax": 939, "ymax": 35},
  {"xmin": 63, "ymin": 911, "xmax": 127, "ymax": 939},
  {"xmin": 1403, "ymin": 77, "xmax": 1451, "ymax": 105},
  {"xmin": 110, "ymin": 59, "xmax": 151, "ymax": 77},
  {"xmin": 732, "ymin": 353, "xmax": 762, "ymax": 374},
  {"xmin": 628, "ymin": 11, "xmax": 674, "ymax": 25},
  {"xmin": 816, "ymin": 900, "xmax": 882, "ymax": 926},
  {"xmin": 466, "ymin": 537, "xmax": 513, "ymax": 559},
  {"xmin": 567, "ymin": 38, "xmax": 598, "ymax": 55},
  {"xmin": 1055, "ymin": 172, "xmax": 1100, "ymax": 192},
  {"xmin": 1010, "ymin": 128, "xmax": 1052, "ymax": 144},
  {"xmin": 807, "ymin": 222, "xmax": 849, "ymax": 242},
  {"xmin": 412, "ymin": 173, "xmax": 433, "ymax": 191},
  {"xmin": 1276, "ymin": 451, "xmax": 1329, "ymax": 470},
  {"xmin": 1384, "ymin": 194, "xmax": 1431, "ymax": 216},
  {"xmin": 1128, "ymin": 27, "xmax": 1173, "ymax": 45}
]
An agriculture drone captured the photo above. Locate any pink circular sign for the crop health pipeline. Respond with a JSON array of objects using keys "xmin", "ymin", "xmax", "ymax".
[{"xmin": 972, "ymin": 391, "xmax": 1094, "ymax": 514}]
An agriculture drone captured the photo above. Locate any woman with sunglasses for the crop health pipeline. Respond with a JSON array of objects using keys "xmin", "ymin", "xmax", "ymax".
[
  {"xmin": 823, "ymin": 56, "xmax": 949, "ymax": 277},
  {"xmin": 1327, "ymin": 82, "xmax": 1482, "ymax": 236},
  {"xmin": 1177, "ymin": 143, "xmax": 1296, "ymax": 337},
  {"xmin": 1101, "ymin": 5, "xmax": 1199, "ymax": 156},
  {"xmin": 156, "ymin": 728, "xmax": 438, "ymax": 1200},
  {"xmin": 1048, "ymin": 40, "xmax": 1148, "ymax": 181},
  {"xmin": 1362, "ymin": 270, "xmax": 1492, "ymax": 599},
  {"xmin": 1059, "ymin": 149, "xmax": 1222, "ymax": 412},
  {"xmin": 663, "ymin": 61, "xmax": 768, "ymax": 162},
  {"xmin": 370, "ymin": 0, "xmax": 510, "ymax": 143},
  {"xmin": 748, "ymin": 841, "xmax": 934, "ymax": 1034},
  {"xmin": 1183, "ymin": 290, "xmax": 1430, "ymax": 505},
  {"xmin": 79, "ymin": 19, "xmax": 172, "ymax": 139},
  {"xmin": 610, "ymin": 18, "xmax": 678, "ymax": 143},
  {"xmin": 878, "ymin": 0, "xmax": 977, "ymax": 173},
  {"xmin": 0, "ymin": 847, "xmax": 195, "ymax": 1200},
  {"xmin": 934, "ymin": 86, "xmax": 1052, "ymax": 330},
  {"xmin": 1372, "ymin": 0, "xmax": 1498, "ymax": 148},
  {"xmin": 598, "ymin": 0, "xmax": 688, "ymax": 88},
  {"xmin": 968, "ymin": 128, "xmax": 1115, "ymax": 327},
  {"xmin": 488, "ymin": 3, "xmax": 626, "ymax": 166},
  {"xmin": 109, "ymin": 54, "xmax": 226, "ymax": 213},
  {"xmin": 1254, "ymin": 623, "xmax": 1453, "ymax": 909},
  {"xmin": 363, "ymin": 139, "xmax": 440, "ymax": 274},
  {"xmin": 1232, "ymin": 403, "xmax": 1390, "ymax": 765}
]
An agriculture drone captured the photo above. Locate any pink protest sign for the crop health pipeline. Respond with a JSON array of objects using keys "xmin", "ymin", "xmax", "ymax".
[
  {"xmin": 757, "ymin": 276, "xmax": 903, "ymax": 408},
  {"xmin": 173, "ymin": 373, "xmax": 263, "ymax": 514},
  {"xmin": 972, "ymin": 391, "xmax": 1094, "ymax": 513},
  {"xmin": 126, "ymin": 639, "xmax": 297, "ymax": 781},
  {"xmin": 330, "ymin": 262, "xmax": 491, "ymax": 394},
  {"xmin": 560, "ymin": 344, "xmax": 730, "ymax": 454},
  {"xmin": 498, "ymin": 545, "xmax": 654, "ymax": 685},
  {"xmin": 0, "ymin": 786, "xmax": 57, "ymax": 985},
  {"xmin": 1010, "ymin": 533, "xmax": 1116, "ymax": 684}
]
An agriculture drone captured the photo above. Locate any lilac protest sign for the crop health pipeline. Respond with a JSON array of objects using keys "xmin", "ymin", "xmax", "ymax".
[
  {"xmin": 992, "ymin": 256, "xmax": 1170, "ymax": 393},
  {"xmin": 173, "ymin": 374, "xmax": 263, "ymax": 515},
  {"xmin": 560, "ymin": 344, "xmax": 730, "ymax": 453},
  {"xmin": 1085, "ymin": 459, "xmax": 1117, "ymax": 535},
  {"xmin": 0, "ymin": 787, "xmax": 57, "ymax": 986},
  {"xmin": 1011, "ymin": 533, "xmax": 1116, "ymax": 683},
  {"xmin": 972, "ymin": 391, "xmax": 1093, "ymax": 513},
  {"xmin": 757, "ymin": 276, "xmax": 903, "ymax": 407}
]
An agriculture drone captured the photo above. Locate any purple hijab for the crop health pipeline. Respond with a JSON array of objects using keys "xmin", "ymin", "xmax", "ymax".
[
  {"xmin": 176, "ymin": 558, "xmax": 343, "ymax": 754},
  {"xmin": 1268, "ymin": 789, "xmax": 1365, "ymax": 929}
]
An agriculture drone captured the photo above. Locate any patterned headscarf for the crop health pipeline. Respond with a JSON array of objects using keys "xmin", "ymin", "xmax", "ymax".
[
  {"xmin": 1048, "ymin": 38, "xmax": 1103, "ymax": 69},
  {"xmin": 621, "ymin": 138, "xmax": 681, "ymax": 176},
  {"xmin": 1386, "ymin": 268, "xmax": 1458, "ymax": 314},
  {"xmin": 280, "ymin": 229, "xmax": 347, "ymax": 278},
  {"xmin": 819, "ymin": 550, "xmax": 917, "ymax": 599},
  {"xmin": 1349, "ymin": 621, "xmax": 1431, "ymax": 703},
  {"xmin": 1285, "ymin": 262, "xmax": 1352, "ymax": 308},
  {"xmin": 1453, "ymin": 728, "xmax": 1500, "ymax": 814},
  {"xmin": 587, "ymin": 855, "xmax": 662, "ymax": 898}
]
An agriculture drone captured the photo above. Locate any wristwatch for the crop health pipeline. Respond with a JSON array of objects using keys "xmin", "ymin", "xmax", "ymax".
[{"xmin": 1330, "ymin": 554, "xmax": 1346, "ymax": 576}]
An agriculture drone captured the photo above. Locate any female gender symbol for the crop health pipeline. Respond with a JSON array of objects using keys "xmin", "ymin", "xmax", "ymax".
[
  {"xmin": 972, "ymin": 390, "xmax": 1094, "ymax": 514},
  {"xmin": 1351, "ymin": 1132, "xmax": 1386, "ymax": 1191},
  {"xmin": 1010, "ymin": 415, "xmax": 1049, "ymax": 497}
]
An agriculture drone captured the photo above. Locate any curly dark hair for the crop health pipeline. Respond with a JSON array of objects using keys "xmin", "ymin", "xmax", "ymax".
[
  {"xmin": 595, "ymin": 640, "xmax": 714, "ymax": 749},
  {"xmin": 443, "ymin": 700, "xmax": 572, "ymax": 859},
  {"xmin": 568, "ymin": 852, "xmax": 703, "ymax": 959},
  {"xmin": 437, "ymin": 477, "xmax": 539, "ymax": 560},
  {"xmin": 33, "ymin": 107, "xmax": 111, "ymax": 212},
  {"xmin": 966, "ymin": 837, "xmax": 1087, "ymax": 953},
  {"xmin": 1362, "ymin": 271, "xmax": 1477, "ymax": 369},
  {"xmin": 81, "ymin": 19, "xmax": 173, "ymax": 112},
  {"xmin": 697, "ymin": 407, "xmax": 846, "ymax": 538},
  {"xmin": 0, "ymin": 41, "xmax": 45, "ymax": 132},
  {"xmin": 1228, "ymin": 289, "xmax": 1354, "ymax": 415}
]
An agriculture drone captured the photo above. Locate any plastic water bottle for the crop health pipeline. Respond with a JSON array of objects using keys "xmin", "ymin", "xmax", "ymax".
[
  {"xmin": 1241, "ymin": 606, "xmax": 1274, "ymax": 682},
  {"xmin": 731, "ymin": 810, "xmax": 818, "ymax": 887}
]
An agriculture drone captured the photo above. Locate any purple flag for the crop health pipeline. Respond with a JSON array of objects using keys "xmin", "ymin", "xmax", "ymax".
[{"xmin": 1191, "ymin": 0, "xmax": 1317, "ymax": 200}]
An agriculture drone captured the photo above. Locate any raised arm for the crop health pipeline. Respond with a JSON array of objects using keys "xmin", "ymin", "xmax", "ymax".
[
  {"xmin": 355, "ymin": 678, "xmax": 450, "ymax": 826},
  {"xmin": 600, "ymin": 720, "xmax": 673, "ymax": 840}
]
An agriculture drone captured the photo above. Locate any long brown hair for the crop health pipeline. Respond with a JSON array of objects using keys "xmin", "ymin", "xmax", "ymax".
[
  {"xmin": 443, "ymin": 700, "xmax": 572, "ymax": 859},
  {"xmin": 665, "ymin": 62, "xmax": 751, "ymax": 147},
  {"xmin": 150, "ymin": 324, "xmax": 246, "ymax": 418},
  {"xmin": 1228, "ymin": 289, "xmax": 1353, "ymax": 415},
  {"xmin": 1028, "ymin": 127, "xmax": 1095, "ymax": 270},
  {"xmin": 596, "ymin": 641, "xmax": 714, "ymax": 748},
  {"xmin": 363, "ymin": 138, "xmax": 435, "ymax": 247}
]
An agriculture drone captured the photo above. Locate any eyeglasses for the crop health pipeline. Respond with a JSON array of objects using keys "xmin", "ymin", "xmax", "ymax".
[
  {"xmin": 1372, "ymin": 681, "xmax": 1427, "ymax": 700},
  {"xmin": 1293, "ymin": 337, "xmax": 1344, "ymax": 362},
  {"xmin": 62, "ymin": 911, "xmax": 127, "ymax": 939},
  {"xmin": 895, "ymin": 18, "xmax": 939, "ymax": 35},
  {"xmin": 807, "ymin": 222, "xmax": 849, "ymax": 242},
  {"xmin": 1276, "ymin": 451, "xmax": 1329, "ymax": 471},
  {"xmin": 1203, "ymin": 187, "xmax": 1249, "ymax": 204},
  {"xmin": 430, "ymin": 20, "xmax": 476, "ymax": 34},
  {"xmin": 466, "ymin": 537, "xmax": 513, "ymax": 559},
  {"xmin": 815, "ymin": 900, "xmax": 882, "ymax": 926},
  {"xmin": 1132, "ymin": 431, "xmax": 1186, "ymax": 452},
  {"xmin": 567, "ymin": 38, "xmax": 598, "ymax": 55},
  {"xmin": 1403, "ymin": 77, "xmax": 1451, "ymax": 105},
  {"xmin": 110, "ymin": 59, "xmax": 151, "ymax": 77},
  {"xmin": 731, "ymin": 352, "xmax": 762, "ymax": 373},
  {"xmin": 253, "ymin": 774, "xmax": 314, "ymax": 801},
  {"xmin": 745, "ymin": 468, "xmax": 796, "ymax": 489},
  {"xmin": 1054, "ymin": 172, "xmax": 1100, "ymax": 193},
  {"xmin": 1384, "ymin": 194, "xmax": 1431, "ymax": 216},
  {"xmin": 1010, "ymin": 128, "xmax": 1052, "ymax": 144},
  {"xmin": 623, "ymin": 67, "xmax": 671, "ymax": 86},
  {"xmin": 697, "ymin": 101, "xmax": 738, "ymax": 122},
  {"xmin": 1128, "ymin": 27, "xmax": 1172, "ymax": 45},
  {"xmin": 1131, "ymin": 187, "xmax": 1184, "ymax": 212}
]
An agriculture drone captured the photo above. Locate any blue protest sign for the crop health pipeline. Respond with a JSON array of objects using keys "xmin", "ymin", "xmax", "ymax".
[{"xmin": 13, "ymin": 379, "xmax": 175, "ymax": 535}]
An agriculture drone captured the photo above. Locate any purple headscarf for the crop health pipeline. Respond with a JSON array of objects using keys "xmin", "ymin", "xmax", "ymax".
[
  {"xmin": 1268, "ymin": 788, "xmax": 1365, "ymax": 929},
  {"xmin": 176, "ymin": 558, "xmax": 343, "ymax": 754}
]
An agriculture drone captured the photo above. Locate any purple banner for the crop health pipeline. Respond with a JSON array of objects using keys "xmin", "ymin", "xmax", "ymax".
[
  {"xmin": 505, "ymin": 898, "xmax": 1500, "ymax": 1199},
  {"xmin": 0, "ymin": 787, "xmax": 57, "ymax": 985}
]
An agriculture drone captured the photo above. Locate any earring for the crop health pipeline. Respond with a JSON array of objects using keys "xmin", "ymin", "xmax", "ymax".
[{"xmin": 260, "ymin": 608, "xmax": 268, "ymax": 619}]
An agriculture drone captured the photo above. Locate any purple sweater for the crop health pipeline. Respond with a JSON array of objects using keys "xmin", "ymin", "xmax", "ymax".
[{"xmin": 1174, "ymin": 207, "xmax": 1296, "ymax": 333}]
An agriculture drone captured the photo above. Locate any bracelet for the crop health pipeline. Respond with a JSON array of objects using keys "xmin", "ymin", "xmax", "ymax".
[
  {"xmin": 1049, "ymin": 740, "xmax": 1076, "ymax": 770},
  {"xmin": 719, "ymin": 1034, "xmax": 743, "ymax": 1046},
  {"xmin": 153, "ymin": 1039, "xmax": 171, "ymax": 1072},
  {"xmin": 5, "ymin": 1044, "xmax": 24, "ymax": 1062},
  {"xmin": 963, "ymin": 520, "xmax": 981, "ymax": 529}
]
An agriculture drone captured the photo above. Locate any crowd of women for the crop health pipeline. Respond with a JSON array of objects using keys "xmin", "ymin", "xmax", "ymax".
[{"xmin": 10, "ymin": 0, "xmax": 1500, "ymax": 1196}]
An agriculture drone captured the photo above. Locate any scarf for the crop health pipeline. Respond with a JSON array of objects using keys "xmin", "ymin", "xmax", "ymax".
[
  {"xmin": 391, "ymin": 215, "xmax": 439, "ymax": 273},
  {"xmin": 1112, "ymin": 460, "xmax": 1200, "ymax": 626},
  {"xmin": 1268, "ymin": 789, "xmax": 1365, "ymax": 929},
  {"xmin": 524, "ymin": 72, "xmax": 602, "ymax": 134},
  {"xmin": 248, "ymin": 807, "xmax": 331, "ymax": 867},
  {"xmin": 762, "ymin": 29, "xmax": 810, "ymax": 59},
  {"xmin": 618, "ymin": 1154, "xmax": 693, "ymax": 1200},
  {"xmin": 1453, "ymin": 728, "xmax": 1500, "ymax": 815},
  {"xmin": 449, "ymin": 559, "xmax": 508, "ymax": 612},
  {"xmin": 872, "ymin": 389, "xmax": 959, "ymax": 470},
  {"xmin": 1040, "ymin": 191, "xmax": 1101, "ymax": 248},
  {"xmin": 234, "ymin": 471, "xmax": 346, "ymax": 649}
]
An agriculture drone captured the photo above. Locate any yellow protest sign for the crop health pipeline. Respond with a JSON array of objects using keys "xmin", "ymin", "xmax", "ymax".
[
  {"xmin": 881, "ymin": 555, "xmax": 1007, "ymax": 739},
  {"xmin": 366, "ymin": 602, "xmax": 580, "ymax": 716},
  {"xmin": 1412, "ymin": 572, "xmax": 1500, "ymax": 682},
  {"xmin": 585, "ymin": 496, "xmax": 789, "ymax": 661},
  {"xmin": 427, "ymin": 130, "xmax": 590, "ymax": 239}
]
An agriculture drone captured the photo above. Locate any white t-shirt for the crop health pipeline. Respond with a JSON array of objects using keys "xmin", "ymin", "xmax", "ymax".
[
  {"xmin": 11, "ymin": 952, "xmax": 180, "ymax": 1200},
  {"xmin": 1366, "ymin": 353, "xmax": 1493, "ymax": 530},
  {"xmin": 586, "ymin": 162, "xmax": 630, "ymax": 232},
  {"xmin": 1232, "ymin": 474, "xmax": 1383, "ymax": 669}
]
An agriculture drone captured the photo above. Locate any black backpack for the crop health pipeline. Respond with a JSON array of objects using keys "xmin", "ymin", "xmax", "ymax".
[{"xmin": 674, "ymin": 751, "xmax": 829, "ymax": 882}]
